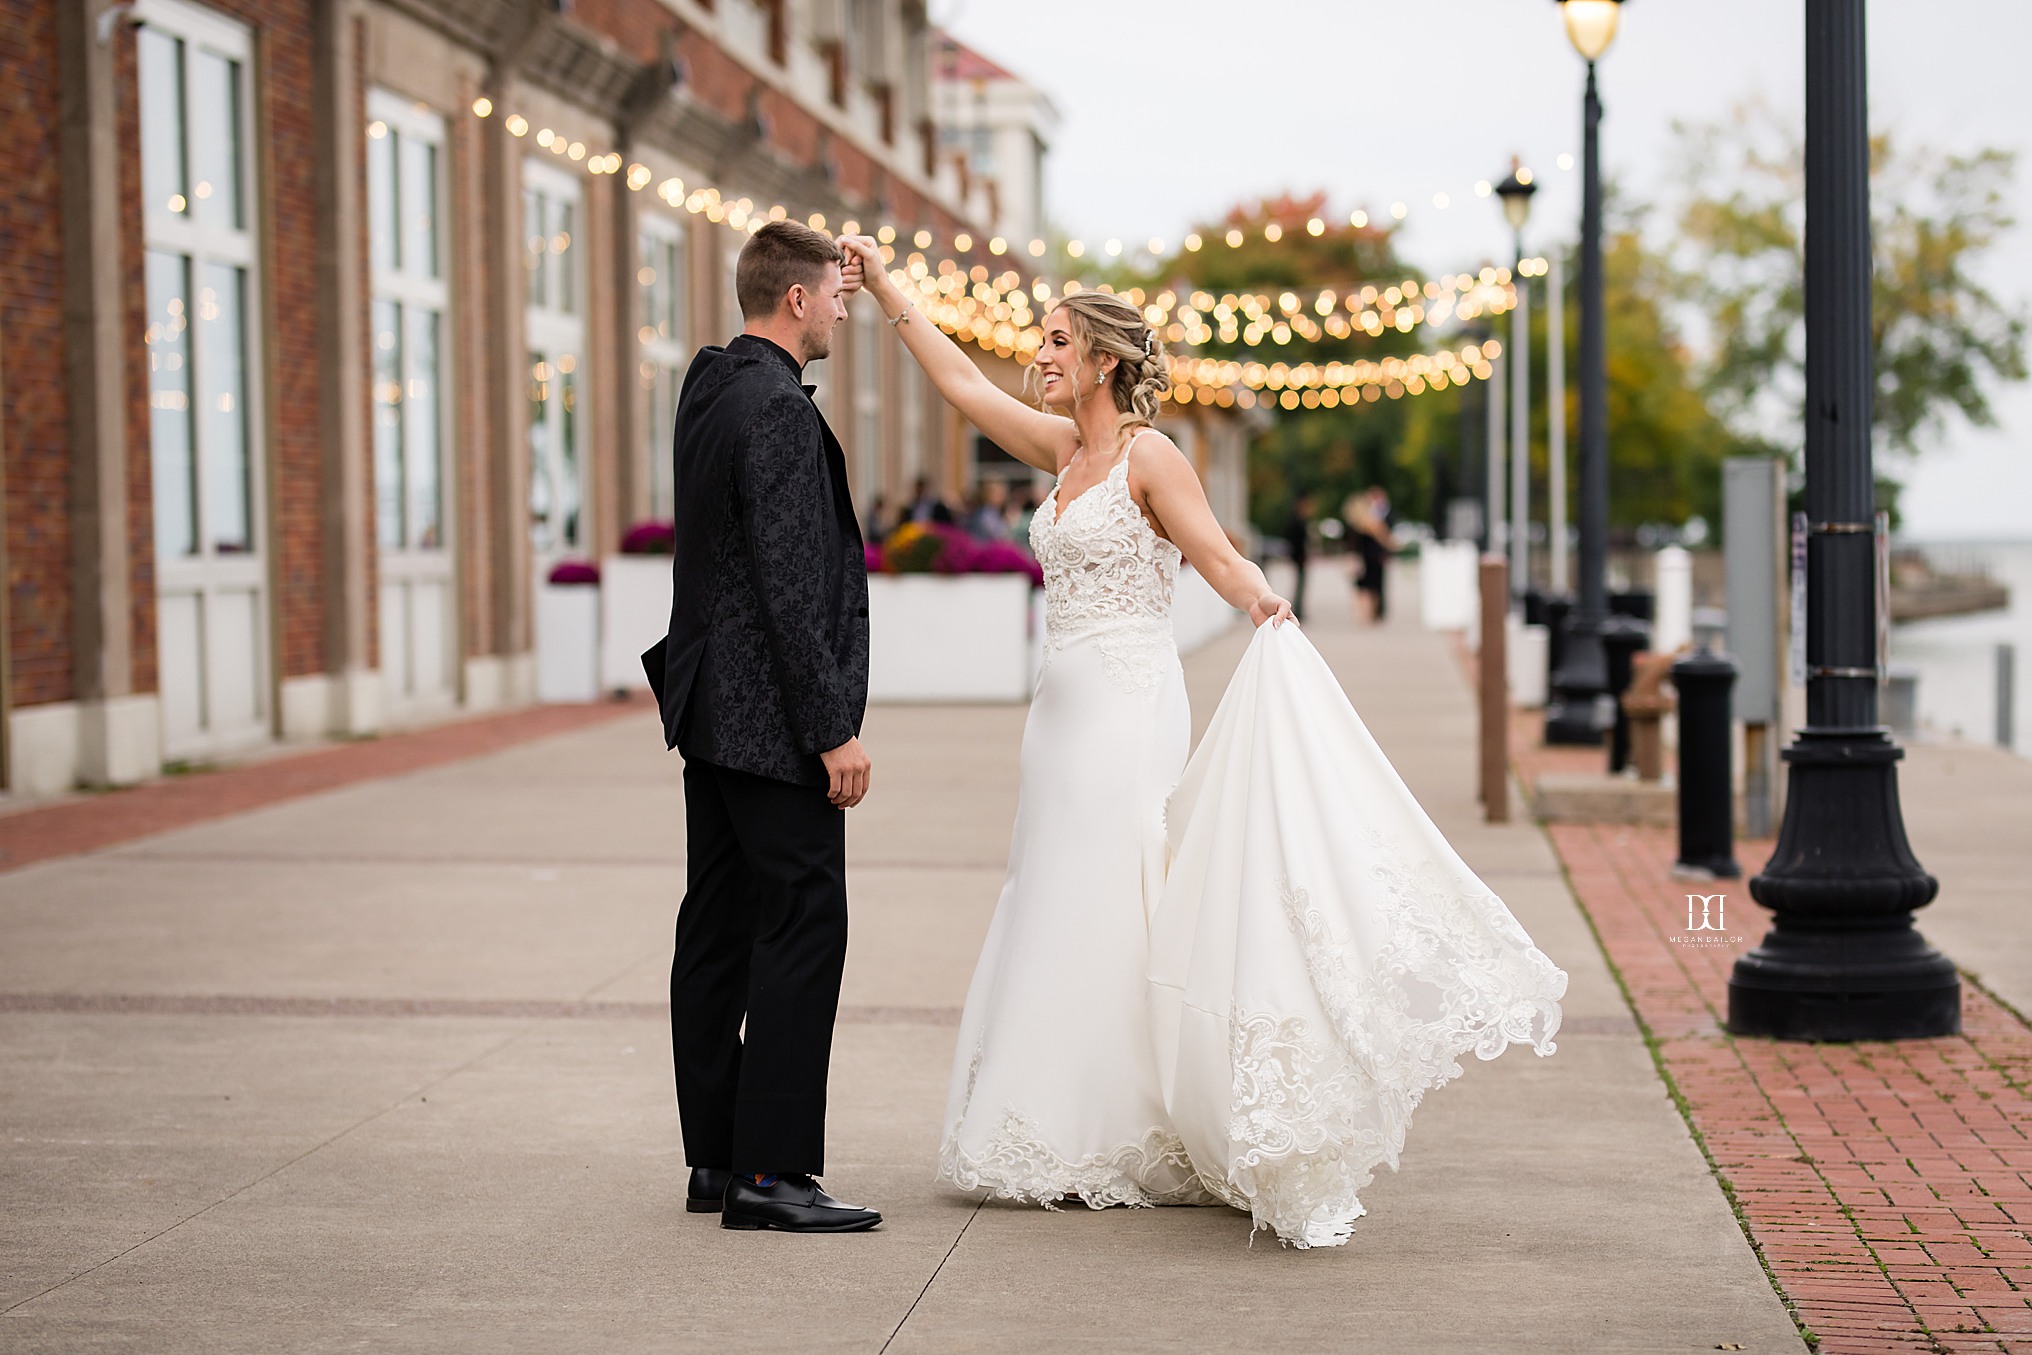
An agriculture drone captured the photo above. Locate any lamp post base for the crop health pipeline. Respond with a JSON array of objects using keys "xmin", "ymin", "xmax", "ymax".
[
  {"xmin": 1544, "ymin": 615, "xmax": 1611, "ymax": 745},
  {"xmin": 1728, "ymin": 927, "xmax": 1961, "ymax": 1041},
  {"xmin": 1729, "ymin": 729, "xmax": 1959, "ymax": 1040}
]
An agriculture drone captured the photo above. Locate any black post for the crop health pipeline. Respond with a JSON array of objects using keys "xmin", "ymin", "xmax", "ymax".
[
  {"xmin": 1728, "ymin": 0, "xmax": 1957, "ymax": 1041},
  {"xmin": 1544, "ymin": 60, "xmax": 1610, "ymax": 746},
  {"xmin": 1672, "ymin": 645, "xmax": 1741, "ymax": 879},
  {"xmin": 1601, "ymin": 616, "xmax": 1649, "ymax": 773}
]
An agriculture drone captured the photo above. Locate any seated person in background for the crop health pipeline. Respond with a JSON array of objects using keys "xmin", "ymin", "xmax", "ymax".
[
  {"xmin": 965, "ymin": 479, "xmax": 1014, "ymax": 543},
  {"xmin": 905, "ymin": 475, "xmax": 955, "ymax": 526}
]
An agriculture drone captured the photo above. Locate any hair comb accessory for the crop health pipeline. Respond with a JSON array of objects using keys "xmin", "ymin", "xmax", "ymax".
[{"xmin": 1142, "ymin": 329, "xmax": 1155, "ymax": 356}]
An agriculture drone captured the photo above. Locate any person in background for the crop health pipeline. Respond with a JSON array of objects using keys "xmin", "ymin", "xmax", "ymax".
[
  {"xmin": 1012, "ymin": 487, "xmax": 1041, "ymax": 546},
  {"xmin": 906, "ymin": 475, "xmax": 954, "ymax": 526},
  {"xmin": 967, "ymin": 479, "xmax": 1014, "ymax": 542},
  {"xmin": 865, "ymin": 494, "xmax": 890, "ymax": 545},
  {"xmin": 1345, "ymin": 485, "xmax": 1400, "ymax": 624},
  {"xmin": 1282, "ymin": 492, "xmax": 1315, "ymax": 624}
]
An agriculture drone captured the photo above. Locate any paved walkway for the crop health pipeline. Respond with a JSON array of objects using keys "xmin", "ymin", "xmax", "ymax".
[
  {"xmin": 1, "ymin": 567, "xmax": 1800, "ymax": 1353},
  {"xmin": 1512, "ymin": 687, "xmax": 2032, "ymax": 1354}
]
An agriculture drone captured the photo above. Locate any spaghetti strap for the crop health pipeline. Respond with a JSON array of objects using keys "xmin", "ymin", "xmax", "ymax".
[{"xmin": 1116, "ymin": 427, "xmax": 1152, "ymax": 481}]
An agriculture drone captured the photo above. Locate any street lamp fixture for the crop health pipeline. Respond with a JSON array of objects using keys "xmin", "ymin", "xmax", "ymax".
[
  {"xmin": 1560, "ymin": 0, "xmax": 1623, "ymax": 60},
  {"xmin": 1543, "ymin": 0, "xmax": 1625, "ymax": 746},
  {"xmin": 1494, "ymin": 159, "xmax": 1537, "ymax": 236}
]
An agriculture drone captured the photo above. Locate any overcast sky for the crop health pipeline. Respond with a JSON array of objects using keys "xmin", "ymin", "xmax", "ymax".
[{"xmin": 941, "ymin": 0, "xmax": 2032, "ymax": 541}]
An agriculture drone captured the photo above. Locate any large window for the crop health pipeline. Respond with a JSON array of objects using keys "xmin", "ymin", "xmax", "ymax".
[
  {"xmin": 525, "ymin": 161, "xmax": 584, "ymax": 553},
  {"xmin": 637, "ymin": 212, "xmax": 690, "ymax": 520},
  {"xmin": 140, "ymin": 15, "xmax": 252, "ymax": 561},
  {"xmin": 368, "ymin": 91, "xmax": 456, "ymax": 713},
  {"xmin": 366, "ymin": 94, "xmax": 447, "ymax": 553},
  {"xmin": 137, "ymin": 0, "xmax": 268, "ymax": 754}
]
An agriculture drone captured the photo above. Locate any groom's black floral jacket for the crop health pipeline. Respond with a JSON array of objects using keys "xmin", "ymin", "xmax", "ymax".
[{"xmin": 649, "ymin": 334, "xmax": 868, "ymax": 788}]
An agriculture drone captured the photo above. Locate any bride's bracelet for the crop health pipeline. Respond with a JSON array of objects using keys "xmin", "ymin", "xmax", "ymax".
[{"xmin": 886, "ymin": 303, "xmax": 915, "ymax": 329}]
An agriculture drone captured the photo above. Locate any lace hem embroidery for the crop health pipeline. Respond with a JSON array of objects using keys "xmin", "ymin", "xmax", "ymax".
[
  {"xmin": 1213, "ymin": 849, "xmax": 1566, "ymax": 1248},
  {"xmin": 937, "ymin": 1110, "xmax": 1219, "ymax": 1210}
]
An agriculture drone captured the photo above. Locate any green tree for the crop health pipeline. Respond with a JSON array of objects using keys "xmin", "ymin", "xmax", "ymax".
[
  {"xmin": 1113, "ymin": 192, "xmax": 1481, "ymax": 533},
  {"xmin": 1588, "ymin": 198, "xmax": 1745, "ymax": 533},
  {"xmin": 1670, "ymin": 102, "xmax": 2028, "ymax": 462}
]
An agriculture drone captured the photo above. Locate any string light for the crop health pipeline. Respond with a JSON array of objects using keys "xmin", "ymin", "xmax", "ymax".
[{"xmin": 466, "ymin": 96, "xmax": 1534, "ymax": 406}]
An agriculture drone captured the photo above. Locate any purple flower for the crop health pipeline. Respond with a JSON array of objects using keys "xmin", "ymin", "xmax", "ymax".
[
  {"xmin": 864, "ymin": 543, "xmax": 886, "ymax": 573},
  {"xmin": 930, "ymin": 524, "xmax": 983, "ymax": 575},
  {"xmin": 619, "ymin": 520, "xmax": 676, "ymax": 555},
  {"xmin": 546, "ymin": 559, "xmax": 601, "ymax": 586},
  {"xmin": 971, "ymin": 540, "xmax": 1045, "ymax": 586}
]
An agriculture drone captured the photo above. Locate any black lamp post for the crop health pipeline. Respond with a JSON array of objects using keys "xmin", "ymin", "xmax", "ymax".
[
  {"xmin": 1728, "ymin": 0, "xmax": 1958, "ymax": 1041},
  {"xmin": 1495, "ymin": 159, "xmax": 1537, "ymax": 604},
  {"xmin": 1543, "ymin": 0, "xmax": 1622, "ymax": 746}
]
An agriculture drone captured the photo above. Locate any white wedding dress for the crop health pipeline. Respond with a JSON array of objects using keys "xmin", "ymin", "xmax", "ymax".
[{"xmin": 934, "ymin": 435, "xmax": 1569, "ymax": 1244}]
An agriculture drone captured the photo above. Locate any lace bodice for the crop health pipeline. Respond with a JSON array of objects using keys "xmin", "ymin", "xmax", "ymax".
[{"xmin": 1029, "ymin": 440, "xmax": 1181, "ymax": 692}]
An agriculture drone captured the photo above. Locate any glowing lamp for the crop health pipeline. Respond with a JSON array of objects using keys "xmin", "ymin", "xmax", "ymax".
[{"xmin": 1555, "ymin": 0, "xmax": 1623, "ymax": 62}]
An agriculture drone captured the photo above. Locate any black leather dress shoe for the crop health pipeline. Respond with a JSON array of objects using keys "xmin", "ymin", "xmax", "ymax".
[
  {"xmin": 721, "ymin": 1174, "xmax": 882, "ymax": 1232},
  {"xmin": 687, "ymin": 1167, "xmax": 731, "ymax": 1214}
]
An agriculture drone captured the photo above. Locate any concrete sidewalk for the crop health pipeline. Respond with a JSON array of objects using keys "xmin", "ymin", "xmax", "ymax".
[{"xmin": 0, "ymin": 567, "xmax": 1800, "ymax": 1354}]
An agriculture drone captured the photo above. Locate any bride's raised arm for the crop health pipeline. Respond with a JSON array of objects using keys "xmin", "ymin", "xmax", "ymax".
[{"xmin": 839, "ymin": 236, "xmax": 1070, "ymax": 474}]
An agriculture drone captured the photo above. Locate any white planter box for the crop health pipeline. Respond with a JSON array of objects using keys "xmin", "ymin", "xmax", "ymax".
[
  {"xmin": 600, "ymin": 554, "xmax": 674, "ymax": 694},
  {"xmin": 1508, "ymin": 616, "xmax": 1549, "ymax": 709},
  {"xmin": 1420, "ymin": 541, "xmax": 1479, "ymax": 630},
  {"xmin": 1173, "ymin": 564, "xmax": 1240, "ymax": 654},
  {"xmin": 535, "ymin": 583, "xmax": 601, "ymax": 703},
  {"xmin": 868, "ymin": 574, "xmax": 1034, "ymax": 702}
]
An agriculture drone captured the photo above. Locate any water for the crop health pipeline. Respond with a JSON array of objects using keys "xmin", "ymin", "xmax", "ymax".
[{"xmin": 1890, "ymin": 540, "xmax": 2032, "ymax": 758}]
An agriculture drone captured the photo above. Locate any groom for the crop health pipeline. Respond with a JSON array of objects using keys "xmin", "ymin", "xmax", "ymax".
[{"xmin": 646, "ymin": 220, "xmax": 877, "ymax": 1233}]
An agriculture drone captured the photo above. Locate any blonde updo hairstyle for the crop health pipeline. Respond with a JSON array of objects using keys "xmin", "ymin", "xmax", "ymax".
[{"xmin": 1030, "ymin": 291, "xmax": 1170, "ymax": 442}]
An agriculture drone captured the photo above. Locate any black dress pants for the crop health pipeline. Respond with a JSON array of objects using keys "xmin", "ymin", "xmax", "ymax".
[{"xmin": 671, "ymin": 758, "xmax": 847, "ymax": 1176}]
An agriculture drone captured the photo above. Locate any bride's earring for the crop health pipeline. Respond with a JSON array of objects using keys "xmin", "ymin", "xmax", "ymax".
[{"xmin": 1094, "ymin": 372, "xmax": 1104, "ymax": 387}]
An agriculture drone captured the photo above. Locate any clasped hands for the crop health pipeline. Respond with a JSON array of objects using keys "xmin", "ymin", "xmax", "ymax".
[{"xmin": 837, "ymin": 234, "xmax": 881, "ymax": 299}]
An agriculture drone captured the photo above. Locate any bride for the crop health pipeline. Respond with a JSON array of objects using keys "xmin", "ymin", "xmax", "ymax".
[{"xmin": 840, "ymin": 238, "xmax": 1567, "ymax": 1246}]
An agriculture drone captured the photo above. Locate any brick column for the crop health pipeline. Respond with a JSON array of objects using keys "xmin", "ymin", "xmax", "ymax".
[
  {"xmin": 482, "ymin": 88, "xmax": 533, "ymax": 674},
  {"xmin": 311, "ymin": 0, "xmax": 380, "ymax": 735},
  {"xmin": 59, "ymin": 0, "xmax": 158, "ymax": 785}
]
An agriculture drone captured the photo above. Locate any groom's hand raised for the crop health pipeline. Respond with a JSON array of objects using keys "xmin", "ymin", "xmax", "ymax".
[{"xmin": 820, "ymin": 737, "xmax": 872, "ymax": 809}]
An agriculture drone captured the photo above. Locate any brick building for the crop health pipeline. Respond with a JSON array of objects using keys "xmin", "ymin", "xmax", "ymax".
[{"xmin": 0, "ymin": 0, "xmax": 1249, "ymax": 796}]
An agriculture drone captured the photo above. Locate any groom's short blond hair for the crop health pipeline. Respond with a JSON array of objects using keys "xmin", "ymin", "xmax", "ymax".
[{"xmin": 736, "ymin": 221, "xmax": 844, "ymax": 320}]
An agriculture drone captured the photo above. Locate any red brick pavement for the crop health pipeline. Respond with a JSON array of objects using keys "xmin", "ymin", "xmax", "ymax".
[
  {"xmin": 1511, "ymin": 708, "xmax": 2032, "ymax": 1353},
  {"xmin": 0, "ymin": 697, "xmax": 648, "ymax": 875}
]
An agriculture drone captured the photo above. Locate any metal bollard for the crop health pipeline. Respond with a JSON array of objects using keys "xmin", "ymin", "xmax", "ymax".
[
  {"xmin": 1601, "ymin": 615, "xmax": 1652, "ymax": 774},
  {"xmin": 1543, "ymin": 593, "xmax": 1573, "ymax": 703},
  {"xmin": 2000, "ymin": 643, "xmax": 2017, "ymax": 751},
  {"xmin": 1672, "ymin": 643, "xmax": 1741, "ymax": 879}
]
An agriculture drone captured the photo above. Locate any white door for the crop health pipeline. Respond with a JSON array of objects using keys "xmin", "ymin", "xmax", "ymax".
[
  {"xmin": 137, "ymin": 0, "xmax": 269, "ymax": 760},
  {"xmin": 524, "ymin": 160, "xmax": 587, "ymax": 564},
  {"xmin": 367, "ymin": 93, "xmax": 457, "ymax": 718}
]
